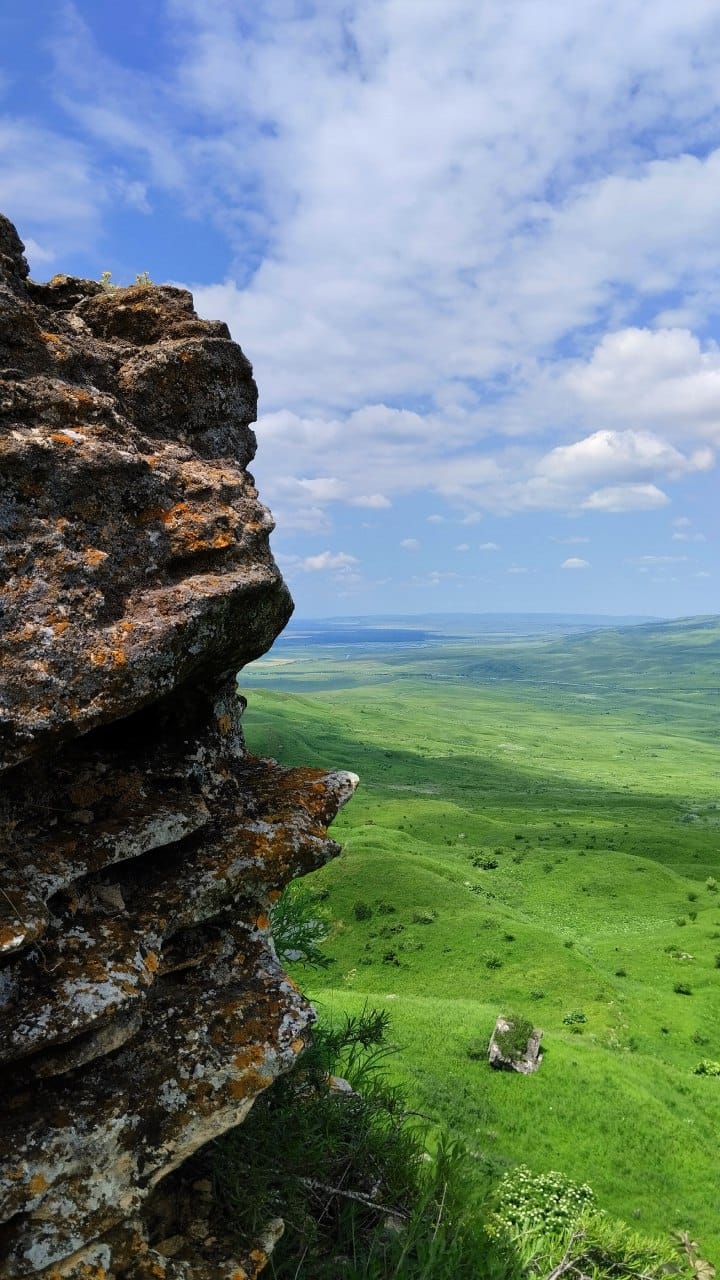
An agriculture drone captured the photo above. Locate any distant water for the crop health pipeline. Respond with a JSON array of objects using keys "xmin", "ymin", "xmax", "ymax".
[
  {"xmin": 275, "ymin": 613, "xmax": 659, "ymax": 648},
  {"xmin": 275, "ymin": 627, "xmax": 439, "ymax": 646}
]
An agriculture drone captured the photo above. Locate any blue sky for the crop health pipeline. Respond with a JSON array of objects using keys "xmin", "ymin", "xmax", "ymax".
[{"xmin": 2, "ymin": 1, "xmax": 718, "ymax": 618}]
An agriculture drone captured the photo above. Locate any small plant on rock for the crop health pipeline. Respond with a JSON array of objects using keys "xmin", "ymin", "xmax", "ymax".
[{"xmin": 494, "ymin": 1012, "xmax": 535, "ymax": 1061}]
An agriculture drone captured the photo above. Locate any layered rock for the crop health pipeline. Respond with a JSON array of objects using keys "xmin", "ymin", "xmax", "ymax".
[{"xmin": 0, "ymin": 216, "xmax": 357, "ymax": 1278}]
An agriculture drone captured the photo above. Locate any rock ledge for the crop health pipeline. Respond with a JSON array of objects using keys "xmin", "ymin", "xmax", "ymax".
[{"xmin": 0, "ymin": 216, "xmax": 356, "ymax": 1279}]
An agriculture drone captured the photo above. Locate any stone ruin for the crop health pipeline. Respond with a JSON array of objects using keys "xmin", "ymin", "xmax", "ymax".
[{"xmin": 0, "ymin": 214, "xmax": 357, "ymax": 1278}]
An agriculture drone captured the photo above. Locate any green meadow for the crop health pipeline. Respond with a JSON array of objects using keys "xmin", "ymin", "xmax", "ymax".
[{"xmin": 239, "ymin": 616, "xmax": 720, "ymax": 1258}]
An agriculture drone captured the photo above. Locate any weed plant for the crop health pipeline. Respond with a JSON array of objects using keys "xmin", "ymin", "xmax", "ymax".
[{"xmin": 207, "ymin": 1007, "xmax": 511, "ymax": 1278}]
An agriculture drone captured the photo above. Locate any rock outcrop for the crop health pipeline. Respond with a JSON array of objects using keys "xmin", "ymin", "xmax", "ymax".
[
  {"xmin": 487, "ymin": 1015, "xmax": 543, "ymax": 1075},
  {"xmin": 0, "ymin": 215, "xmax": 357, "ymax": 1278}
]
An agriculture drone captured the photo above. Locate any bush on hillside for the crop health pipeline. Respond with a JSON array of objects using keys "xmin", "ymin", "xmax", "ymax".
[
  {"xmin": 484, "ymin": 1165, "xmax": 697, "ymax": 1279},
  {"xmin": 693, "ymin": 1060, "xmax": 720, "ymax": 1076}
]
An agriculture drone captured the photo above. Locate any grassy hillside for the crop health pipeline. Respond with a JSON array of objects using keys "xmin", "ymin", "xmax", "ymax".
[{"xmin": 239, "ymin": 616, "xmax": 720, "ymax": 1258}]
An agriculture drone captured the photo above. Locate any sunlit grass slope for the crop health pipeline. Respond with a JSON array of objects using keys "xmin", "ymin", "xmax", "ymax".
[{"xmin": 239, "ymin": 617, "xmax": 720, "ymax": 1257}]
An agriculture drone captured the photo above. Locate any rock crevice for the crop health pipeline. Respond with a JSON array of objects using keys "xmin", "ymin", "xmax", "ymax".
[{"xmin": 0, "ymin": 215, "xmax": 356, "ymax": 1279}]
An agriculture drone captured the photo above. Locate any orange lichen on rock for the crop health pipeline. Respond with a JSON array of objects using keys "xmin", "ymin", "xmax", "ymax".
[{"xmin": 0, "ymin": 212, "xmax": 357, "ymax": 1280}]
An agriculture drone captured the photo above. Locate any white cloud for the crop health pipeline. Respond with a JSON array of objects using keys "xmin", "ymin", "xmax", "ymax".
[
  {"xmin": 400, "ymin": 538, "xmax": 421, "ymax": 550},
  {"xmin": 581, "ymin": 484, "xmax": 670, "ymax": 512},
  {"xmin": 552, "ymin": 535, "xmax": 590, "ymax": 544},
  {"xmin": 566, "ymin": 328, "xmax": 720, "ymax": 446},
  {"xmin": 0, "ymin": 120, "xmax": 108, "ymax": 254},
  {"xmin": 8, "ymin": 0, "xmax": 719, "ymax": 553},
  {"xmin": 479, "ymin": 542, "xmax": 500, "ymax": 550},
  {"xmin": 352, "ymin": 493, "xmax": 391, "ymax": 508},
  {"xmin": 538, "ymin": 429, "xmax": 712, "ymax": 486},
  {"xmin": 508, "ymin": 566, "xmax": 529, "ymax": 574},
  {"xmin": 301, "ymin": 550, "xmax": 359, "ymax": 572},
  {"xmin": 561, "ymin": 557, "xmax": 590, "ymax": 569},
  {"xmin": 410, "ymin": 570, "xmax": 460, "ymax": 588},
  {"xmin": 628, "ymin": 555, "xmax": 688, "ymax": 565},
  {"xmin": 672, "ymin": 530, "xmax": 706, "ymax": 542},
  {"xmin": 296, "ymin": 477, "xmax": 346, "ymax": 501},
  {"xmin": 455, "ymin": 543, "xmax": 470, "ymax": 552},
  {"xmin": 22, "ymin": 236, "xmax": 56, "ymax": 265},
  {"xmin": 673, "ymin": 516, "xmax": 692, "ymax": 527}
]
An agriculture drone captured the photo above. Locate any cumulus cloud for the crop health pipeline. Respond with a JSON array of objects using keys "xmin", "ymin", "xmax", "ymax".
[
  {"xmin": 7, "ymin": 0, "xmax": 719, "ymax": 557},
  {"xmin": 400, "ymin": 538, "xmax": 421, "ymax": 550},
  {"xmin": 565, "ymin": 328, "xmax": 720, "ymax": 445},
  {"xmin": 561, "ymin": 557, "xmax": 590, "ymax": 569},
  {"xmin": 479, "ymin": 542, "xmax": 500, "ymax": 550},
  {"xmin": 581, "ymin": 484, "xmax": 670, "ymax": 512},
  {"xmin": 301, "ymin": 550, "xmax": 359, "ymax": 572},
  {"xmin": 538, "ymin": 429, "xmax": 712, "ymax": 486}
]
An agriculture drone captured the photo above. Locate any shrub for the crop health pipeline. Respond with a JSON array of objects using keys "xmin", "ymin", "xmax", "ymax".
[
  {"xmin": 529, "ymin": 988, "xmax": 545, "ymax": 1000},
  {"xmin": 473, "ymin": 855, "xmax": 499, "ymax": 870},
  {"xmin": 486, "ymin": 954, "xmax": 503, "ymax": 970},
  {"xmin": 486, "ymin": 1165, "xmax": 593, "ymax": 1240},
  {"xmin": 674, "ymin": 982, "xmax": 692, "ymax": 995},
  {"xmin": 466, "ymin": 1038, "xmax": 487, "ymax": 1061},
  {"xmin": 353, "ymin": 901, "xmax": 373, "ymax": 921},
  {"xmin": 615, "ymin": 968, "xmax": 627, "ymax": 977},
  {"xmin": 412, "ymin": 909, "xmax": 437, "ymax": 924},
  {"xmin": 485, "ymin": 1165, "xmax": 684, "ymax": 1279},
  {"xmin": 562, "ymin": 1010, "xmax": 587, "ymax": 1026},
  {"xmin": 693, "ymin": 1059, "xmax": 720, "ymax": 1076},
  {"xmin": 270, "ymin": 883, "xmax": 331, "ymax": 968},
  {"xmin": 706, "ymin": 877, "xmax": 718, "ymax": 893}
]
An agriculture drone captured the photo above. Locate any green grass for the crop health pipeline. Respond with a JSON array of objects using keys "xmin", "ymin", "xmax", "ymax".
[{"xmin": 239, "ymin": 617, "xmax": 720, "ymax": 1259}]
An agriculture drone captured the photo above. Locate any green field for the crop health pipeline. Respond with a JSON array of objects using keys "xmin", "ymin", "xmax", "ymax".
[{"xmin": 239, "ymin": 616, "xmax": 720, "ymax": 1258}]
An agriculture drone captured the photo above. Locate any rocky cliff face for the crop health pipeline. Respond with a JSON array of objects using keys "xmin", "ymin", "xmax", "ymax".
[{"xmin": 0, "ymin": 216, "xmax": 357, "ymax": 1279}]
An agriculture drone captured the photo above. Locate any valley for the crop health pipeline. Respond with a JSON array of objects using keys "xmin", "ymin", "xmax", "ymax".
[{"xmin": 239, "ymin": 615, "xmax": 720, "ymax": 1257}]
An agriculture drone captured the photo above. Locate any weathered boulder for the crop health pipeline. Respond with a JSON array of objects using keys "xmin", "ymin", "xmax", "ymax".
[
  {"xmin": 0, "ymin": 216, "xmax": 357, "ymax": 1278},
  {"xmin": 488, "ymin": 1014, "xmax": 543, "ymax": 1075}
]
